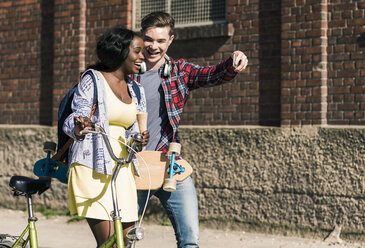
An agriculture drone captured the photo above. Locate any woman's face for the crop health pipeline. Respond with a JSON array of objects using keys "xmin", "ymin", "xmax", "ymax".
[{"xmin": 122, "ymin": 36, "xmax": 145, "ymax": 74}]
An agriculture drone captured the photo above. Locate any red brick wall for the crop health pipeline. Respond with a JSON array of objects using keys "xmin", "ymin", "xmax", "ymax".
[
  {"xmin": 327, "ymin": 0, "xmax": 365, "ymax": 125},
  {"xmin": 0, "ymin": 0, "xmax": 364, "ymax": 126},
  {"xmin": 0, "ymin": 0, "xmax": 42, "ymax": 124},
  {"xmin": 174, "ymin": 0, "xmax": 260, "ymax": 125},
  {"xmin": 281, "ymin": 0, "xmax": 329, "ymax": 126},
  {"xmin": 84, "ymin": 0, "xmax": 132, "ymax": 72},
  {"xmin": 52, "ymin": 0, "xmax": 90, "ymax": 126},
  {"xmin": 52, "ymin": 0, "xmax": 132, "ymax": 125}
]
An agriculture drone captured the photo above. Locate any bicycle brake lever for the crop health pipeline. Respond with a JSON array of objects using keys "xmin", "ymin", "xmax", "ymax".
[
  {"xmin": 79, "ymin": 123, "xmax": 98, "ymax": 135},
  {"xmin": 79, "ymin": 130, "xmax": 90, "ymax": 135}
]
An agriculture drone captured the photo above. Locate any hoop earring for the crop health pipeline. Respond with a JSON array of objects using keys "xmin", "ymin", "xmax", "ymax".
[{"xmin": 163, "ymin": 54, "xmax": 172, "ymax": 77}]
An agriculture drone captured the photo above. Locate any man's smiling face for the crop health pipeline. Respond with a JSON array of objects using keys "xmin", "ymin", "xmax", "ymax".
[{"xmin": 142, "ymin": 26, "xmax": 174, "ymax": 70}]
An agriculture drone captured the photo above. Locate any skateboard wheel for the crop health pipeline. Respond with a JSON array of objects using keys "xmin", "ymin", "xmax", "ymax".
[
  {"xmin": 168, "ymin": 142, "xmax": 181, "ymax": 156},
  {"xmin": 163, "ymin": 178, "xmax": 176, "ymax": 192},
  {"xmin": 43, "ymin": 141, "xmax": 57, "ymax": 153}
]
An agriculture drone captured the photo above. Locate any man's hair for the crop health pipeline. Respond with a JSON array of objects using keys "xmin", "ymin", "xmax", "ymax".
[{"xmin": 141, "ymin": 11, "xmax": 175, "ymax": 36}]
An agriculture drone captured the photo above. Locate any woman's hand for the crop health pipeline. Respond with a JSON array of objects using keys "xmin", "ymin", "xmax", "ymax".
[
  {"xmin": 140, "ymin": 130, "xmax": 150, "ymax": 146},
  {"xmin": 74, "ymin": 116, "xmax": 93, "ymax": 137}
]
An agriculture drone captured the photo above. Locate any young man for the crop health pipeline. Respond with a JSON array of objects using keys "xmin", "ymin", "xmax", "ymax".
[{"xmin": 133, "ymin": 12, "xmax": 248, "ymax": 248}]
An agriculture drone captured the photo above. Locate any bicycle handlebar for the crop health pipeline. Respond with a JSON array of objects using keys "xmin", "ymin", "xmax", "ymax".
[{"xmin": 80, "ymin": 123, "xmax": 143, "ymax": 165}]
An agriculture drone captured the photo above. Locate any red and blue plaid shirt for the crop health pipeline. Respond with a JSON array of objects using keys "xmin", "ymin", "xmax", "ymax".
[{"xmin": 131, "ymin": 56, "xmax": 237, "ymax": 155}]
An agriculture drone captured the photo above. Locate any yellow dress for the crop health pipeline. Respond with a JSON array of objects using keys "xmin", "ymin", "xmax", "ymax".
[{"xmin": 68, "ymin": 76, "xmax": 138, "ymax": 222}]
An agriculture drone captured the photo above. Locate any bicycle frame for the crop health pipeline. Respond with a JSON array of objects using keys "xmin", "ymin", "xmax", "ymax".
[
  {"xmin": 99, "ymin": 220, "xmax": 124, "ymax": 248},
  {"xmin": 81, "ymin": 124, "xmax": 143, "ymax": 248},
  {"xmin": 11, "ymin": 221, "xmax": 37, "ymax": 248},
  {"xmin": 98, "ymin": 154, "xmax": 126, "ymax": 248},
  {"xmin": 11, "ymin": 194, "xmax": 39, "ymax": 248}
]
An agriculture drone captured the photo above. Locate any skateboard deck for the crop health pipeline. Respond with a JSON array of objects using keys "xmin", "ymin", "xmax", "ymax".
[
  {"xmin": 134, "ymin": 151, "xmax": 193, "ymax": 190},
  {"xmin": 34, "ymin": 158, "xmax": 68, "ymax": 184}
]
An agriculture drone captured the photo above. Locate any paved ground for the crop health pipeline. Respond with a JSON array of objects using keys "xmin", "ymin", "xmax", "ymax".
[{"xmin": 0, "ymin": 208, "xmax": 363, "ymax": 248}]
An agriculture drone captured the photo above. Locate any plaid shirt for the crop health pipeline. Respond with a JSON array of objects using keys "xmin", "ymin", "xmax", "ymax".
[{"xmin": 131, "ymin": 56, "xmax": 237, "ymax": 156}]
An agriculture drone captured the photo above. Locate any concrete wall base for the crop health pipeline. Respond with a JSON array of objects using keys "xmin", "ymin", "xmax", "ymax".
[{"xmin": 1, "ymin": 125, "xmax": 364, "ymax": 240}]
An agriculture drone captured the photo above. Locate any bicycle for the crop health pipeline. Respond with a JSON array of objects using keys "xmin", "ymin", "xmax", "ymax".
[{"xmin": 0, "ymin": 123, "xmax": 147, "ymax": 248}]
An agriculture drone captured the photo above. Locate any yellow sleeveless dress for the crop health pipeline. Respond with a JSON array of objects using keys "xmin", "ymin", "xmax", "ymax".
[{"xmin": 68, "ymin": 76, "xmax": 138, "ymax": 222}]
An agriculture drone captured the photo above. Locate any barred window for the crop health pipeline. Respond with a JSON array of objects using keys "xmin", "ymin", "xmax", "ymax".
[{"xmin": 133, "ymin": 0, "xmax": 226, "ymax": 30}]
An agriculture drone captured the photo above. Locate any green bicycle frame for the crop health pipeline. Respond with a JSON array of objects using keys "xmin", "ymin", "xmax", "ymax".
[
  {"xmin": 98, "ymin": 149, "xmax": 125, "ymax": 248},
  {"xmin": 11, "ymin": 218, "xmax": 38, "ymax": 248},
  {"xmin": 114, "ymin": 219, "xmax": 124, "ymax": 247},
  {"xmin": 75, "ymin": 127, "xmax": 144, "ymax": 248},
  {"xmin": 99, "ymin": 219, "xmax": 124, "ymax": 248}
]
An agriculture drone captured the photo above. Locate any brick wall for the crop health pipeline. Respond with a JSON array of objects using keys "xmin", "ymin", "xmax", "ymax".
[
  {"xmin": 327, "ymin": 0, "xmax": 365, "ymax": 125},
  {"xmin": 84, "ymin": 0, "xmax": 132, "ymax": 72},
  {"xmin": 0, "ymin": 0, "xmax": 364, "ymax": 126},
  {"xmin": 174, "ymin": 0, "xmax": 261, "ymax": 126},
  {"xmin": 0, "ymin": 0, "xmax": 42, "ymax": 124},
  {"xmin": 281, "ymin": 0, "xmax": 329, "ymax": 126},
  {"xmin": 52, "ymin": 0, "xmax": 86, "ymax": 125}
]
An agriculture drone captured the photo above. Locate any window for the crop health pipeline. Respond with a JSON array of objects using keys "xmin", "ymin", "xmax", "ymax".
[{"xmin": 133, "ymin": 0, "xmax": 226, "ymax": 30}]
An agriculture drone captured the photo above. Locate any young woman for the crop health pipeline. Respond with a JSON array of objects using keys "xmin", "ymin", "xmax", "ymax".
[{"xmin": 62, "ymin": 27, "xmax": 149, "ymax": 247}]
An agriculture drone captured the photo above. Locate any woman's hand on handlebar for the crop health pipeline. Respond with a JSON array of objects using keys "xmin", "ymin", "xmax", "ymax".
[
  {"xmin": 140, "ymin": 130, "xmax": 149, "ymax": 146},
  {"xmin": 74, "ymin": 116, "xmax": 93, "ymax": 136}
]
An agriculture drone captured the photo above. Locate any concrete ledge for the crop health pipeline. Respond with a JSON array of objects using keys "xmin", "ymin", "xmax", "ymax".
[{"xmin": 0, "ymin": 126, "xmax": 364, "ymax": 239}]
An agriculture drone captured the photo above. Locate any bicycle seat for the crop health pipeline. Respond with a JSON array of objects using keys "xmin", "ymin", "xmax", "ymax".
[{"xmin": 9, "ymin": 176, "xmax": 51, "ymax": 195}]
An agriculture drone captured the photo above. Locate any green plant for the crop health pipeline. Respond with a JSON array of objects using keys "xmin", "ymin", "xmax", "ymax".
[
  {"xmin": 67, "ymin": 215, "xmax": 86, "ymax": 223},
  {"xmin": 34, "ymin": 206, "xmax": 69, "ymax": 219}
]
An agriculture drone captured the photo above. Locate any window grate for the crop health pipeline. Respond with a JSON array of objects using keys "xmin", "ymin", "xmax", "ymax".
[{"xmin": 133, "ymin": 0, "xmax": 226, "ymax": 30}]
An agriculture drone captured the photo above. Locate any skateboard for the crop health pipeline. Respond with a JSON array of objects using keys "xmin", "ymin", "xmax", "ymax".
[
  {"xmin": 33, "ymin": 142, "xmax": 68, "ymax": 184},
  {"xmin": 134, "ymin": 149, "xmax": 193, "ymax": 191}
]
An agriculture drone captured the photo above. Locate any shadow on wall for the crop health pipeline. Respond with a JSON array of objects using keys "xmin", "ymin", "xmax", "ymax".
[
  {"xmin": 259, "ymin": 0, "xmax": 281, "ymax": 126},
  {"xmin": 358, "ymin": 33, "xmax": 365, "ymax": 47},
  {"xmin": 168, "ymin": 37, "xmax": 231, "ymax": 59},
  {"xmin": 39, "ymin": 0, "xmax": 55, "ymax": 125}
]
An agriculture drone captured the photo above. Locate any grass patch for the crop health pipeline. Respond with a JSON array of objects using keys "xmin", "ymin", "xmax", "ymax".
[
  {"xmin": 67, "ymin": 215, "xmax": 86, "ymax": 223},
  {"xmin": 34, "ymin": 206, "xmax": 85, "ymax": 223},
  {"xmin": 160, "ymin": 221, "xmax": 171, "ymax": 226},
  {"xmin": 34, "ymin": 206, "xmax": 69, "ymax": 219}
]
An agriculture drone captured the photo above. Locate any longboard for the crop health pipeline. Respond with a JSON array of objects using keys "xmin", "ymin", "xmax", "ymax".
[
  {"xmin": 134, "ymin": 151, "xmax": 192, "ymax": 190},
  {"xmin": 34, "ymin": 158, "xmax": 68, "ymax": 184}
]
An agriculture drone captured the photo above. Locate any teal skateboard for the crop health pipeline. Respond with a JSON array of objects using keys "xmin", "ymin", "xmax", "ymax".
[{"xmin": 33, "ymin": 142, "xmax": 68, "ymax": 184}]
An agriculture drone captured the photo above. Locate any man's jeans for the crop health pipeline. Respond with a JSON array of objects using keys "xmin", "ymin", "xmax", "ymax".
[{"xmin": 138, "ymin": 177, "xmax": 199, "ymax": 248}]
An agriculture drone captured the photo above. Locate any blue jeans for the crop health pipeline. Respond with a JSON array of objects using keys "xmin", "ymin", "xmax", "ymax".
[{"xmin": 138, "ymin": 177, "xmax": 199, "ymax": 248}]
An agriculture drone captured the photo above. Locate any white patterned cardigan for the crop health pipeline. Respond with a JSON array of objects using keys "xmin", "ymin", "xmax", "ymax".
[{"xmin": 63, "ymin": 69, "xmax": 146, "ymax": 175}]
